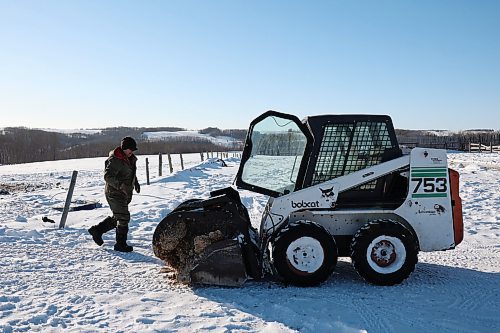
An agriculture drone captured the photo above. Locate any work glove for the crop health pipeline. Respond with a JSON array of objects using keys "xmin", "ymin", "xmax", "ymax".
[{"xmin": 134, "ymin": 179, "xmax": 140, "ymax": 194}]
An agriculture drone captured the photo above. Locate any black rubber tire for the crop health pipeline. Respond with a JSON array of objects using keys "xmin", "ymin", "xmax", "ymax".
[
  {"xmin": 350, "ymin": 219, "xmax": 418, "ymax": 286},
  {"xmin": 272, "ymin": 221, "xmax": 338, "ymax": 287}
]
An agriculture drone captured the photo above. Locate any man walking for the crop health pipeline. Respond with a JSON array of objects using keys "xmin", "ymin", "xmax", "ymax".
[{"xmin": 88, "ymin": 136, "xmax": 140, "ymax": 252}]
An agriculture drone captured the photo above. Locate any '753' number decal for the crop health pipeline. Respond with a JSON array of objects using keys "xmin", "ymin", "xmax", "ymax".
[{"xmin": 411, "ymin": 177, "xmax": 448, "ymax": 198}]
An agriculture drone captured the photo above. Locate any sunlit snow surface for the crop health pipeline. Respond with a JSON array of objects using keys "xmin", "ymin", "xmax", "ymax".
[{"xmin": 0, "ymin": 152, "xmax": 499, "ymax": 333}]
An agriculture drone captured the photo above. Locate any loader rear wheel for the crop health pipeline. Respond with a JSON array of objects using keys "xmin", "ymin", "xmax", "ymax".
[
  {"xmin": 272, "ymin": 222, "xmax": 337, "ymax": 287},
  {"xmin": 350, "ymin": 220, "xmax": 418, "ymax": 286}
]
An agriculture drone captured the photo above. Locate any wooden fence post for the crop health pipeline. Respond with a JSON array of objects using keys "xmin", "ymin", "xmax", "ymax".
[
  {"xmin": 146, "ymin": 158, "xmax": 150, "ymax": 185},
  {"xmin": 168, "ymin": 153, "xmax": 173, "ymax": 173},
  {"xmin": 59, "ymin": 170, "xmax": 78, "ymax": 229},
  {"xmin": 180, "ymin": 153, "xmax": 184, "ymax": 170},
  {"xmin": 200, "ymin": 152, "xmax": 204, "ymax": 161},
  {"xmin": 158, "ymin": 153, "xmax": 162, "ymax": 176}
]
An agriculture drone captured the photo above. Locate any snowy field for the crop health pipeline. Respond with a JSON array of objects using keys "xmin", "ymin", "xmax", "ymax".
[
  {"xmin": 0, "ymin": 152, "xmax": 499, "ymax": 332},
  {"xmin": 142, "ymin": 131, "xmax": 241, "ymax": 148}
]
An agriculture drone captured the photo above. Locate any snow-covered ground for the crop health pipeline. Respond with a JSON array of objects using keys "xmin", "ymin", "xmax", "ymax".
[
  {"xmin": 142, "ymin": 130, "xmax": 242, "ymax": 148},
  {"xmin": 0, "ymin": 152, "xmax": 499, "ymax": 332}
]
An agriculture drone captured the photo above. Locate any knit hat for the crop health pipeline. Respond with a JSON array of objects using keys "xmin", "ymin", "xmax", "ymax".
[{"xmin": 121, "ymin": 137, "xmax": 137, "ymax": 151}]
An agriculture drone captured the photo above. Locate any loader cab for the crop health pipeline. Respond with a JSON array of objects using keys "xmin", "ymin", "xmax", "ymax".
[
  {"xmin": 303, "ymin": 114, "xmax": 405, "ymax": 207},
  {"xmin": 236, "ymin": 111, "xmax": 405, "ymax": 205}
]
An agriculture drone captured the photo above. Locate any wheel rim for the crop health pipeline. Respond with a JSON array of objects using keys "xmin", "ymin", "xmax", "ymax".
[
  {"xmin": 285, "ymin": 236, "xmax": 324, "ymax": 274},
  {"xmin": 366, "ymin": 235, "xmax": 406, "ymax": 274}
]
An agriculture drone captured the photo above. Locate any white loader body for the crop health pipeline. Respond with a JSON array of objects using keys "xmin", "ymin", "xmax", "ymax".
[
  {"xmin": 261, "ymin": 148, "xmax": 458, "ymax": 252},
  {"xmin": 155, "ymin": 110, "xmax": 464, "ymax": 287}
]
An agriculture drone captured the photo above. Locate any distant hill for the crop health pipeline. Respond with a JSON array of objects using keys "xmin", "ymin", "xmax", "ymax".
[
  {"xmin": 0, "ymin": 126, "xmax": 245, "ymax": 165},
  {"xmin": 2, "ymin": 125, "xmax": 500, "ymax": 165}
]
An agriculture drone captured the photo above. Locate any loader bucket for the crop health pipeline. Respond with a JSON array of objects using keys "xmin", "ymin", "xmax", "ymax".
[
  {"xmin": 152, "ymin": 187, "xmax": 261, "ymax": 287},
  {"xmin": 190, "ymin": 239, "xmax": 248, "ymax": 287}
]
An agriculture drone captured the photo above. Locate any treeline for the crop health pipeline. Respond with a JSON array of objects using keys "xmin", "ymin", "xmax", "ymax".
[
  {"xmin": 0, "ymin": 127, "xmax": 244, "ymax": 165},
  {"xmin": 3, "ymin": 126, "xmax": 500, "ymax": 165},
  {"xmin": 0, "ymin": 128, "xmax": 63, "ymax": 164},
  {"xmin": 199, "ymin": 127, "xmax": 247, "ymax": 141},
  {"xmin": 252, "ymin": 132, "xmax": 307, "ymax": 155},
  {"xmin": 396, "ymin": 129, "xmax": 500, "ymax": 150}
]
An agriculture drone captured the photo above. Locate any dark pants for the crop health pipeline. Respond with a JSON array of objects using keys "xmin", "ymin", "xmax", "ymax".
[{"xmin": 105, "ymin": 193, "xmax": 130, "ymax": 227}]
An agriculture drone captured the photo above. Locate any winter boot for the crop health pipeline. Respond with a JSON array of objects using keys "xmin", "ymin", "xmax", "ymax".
[
  {"xmin": 114, "ymin": 225, "xmax": 133, "ymax": 252},
  {"xmin": 88, "ymin": 216, "xmax": 117, "ymax": 246}
]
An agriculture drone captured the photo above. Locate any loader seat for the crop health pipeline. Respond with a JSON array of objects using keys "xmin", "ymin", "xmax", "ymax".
[
  {"xmin": 381, "ymin": 147, "xmax": 403, "ymax": 162},
  {"xmin": 380, "ymin": 147, "xmax": 407, "ymax": 203},
  {"xmin": 336, "ymin": 147, "xmax": 407, "ymax": 209},
  {"xmin": 382, "ymin": 172, "xmax": 408, "ymax": 202}
]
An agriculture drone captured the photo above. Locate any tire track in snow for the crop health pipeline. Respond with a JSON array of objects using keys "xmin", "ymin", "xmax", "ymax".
[{"xmin": 412, "ymin": 262, "xmax": 500, "ymax": 331}]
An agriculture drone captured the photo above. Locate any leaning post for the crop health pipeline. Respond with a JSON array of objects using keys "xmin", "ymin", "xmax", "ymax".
[{"xmin": 59, "ymin": 170, "xmax": 78, "ymax": 229}]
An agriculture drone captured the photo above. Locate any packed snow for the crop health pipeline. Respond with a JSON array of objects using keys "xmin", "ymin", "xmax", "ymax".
[{"xmin": 0, "ymin": 152, "xmax": 499, "ymax": 332}]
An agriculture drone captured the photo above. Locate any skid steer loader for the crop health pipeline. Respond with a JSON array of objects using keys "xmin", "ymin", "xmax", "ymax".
[{"xmin": 153, "ymin": 110, "xmax": 463, "ymax": 287}]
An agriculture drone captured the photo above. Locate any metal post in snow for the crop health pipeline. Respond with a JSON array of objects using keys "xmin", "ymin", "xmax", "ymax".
[
  {"xmin": 59, "ymin": 170, "xmax": 78, "ymax": 229},
  {"xmin": 180, "ymin": 153, "xmax": 184, "ymax": 170},
  {"xmin": 158, "ymin": 153, "xmax": 162, "ymax": 177},
  {"xmin": 146, "ymin": 158, "xmax": 150, "ymax": 185},
  {"xmin": 168, "ymin": 153, "xmax": 173, "ymax": 173}
]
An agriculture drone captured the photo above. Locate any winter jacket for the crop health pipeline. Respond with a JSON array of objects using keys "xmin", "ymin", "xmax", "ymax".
[{"xmin": 104, "ymin": 147, "xmax": 138, "ymax": 204}]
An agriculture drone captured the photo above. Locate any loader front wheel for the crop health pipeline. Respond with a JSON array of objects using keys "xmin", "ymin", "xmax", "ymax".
[
  {"xmin": 272, "ymin": 222, "xmax": 337, "ymax": 287},
  {"xmin": 350, "ymin": 220, "xmax": 418, "ymax": 286}
]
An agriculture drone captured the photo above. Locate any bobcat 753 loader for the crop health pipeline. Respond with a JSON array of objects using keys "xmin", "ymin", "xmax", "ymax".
[{"xmin": 153, "ymin": 111, "xmax": 463, "ymax": 287}]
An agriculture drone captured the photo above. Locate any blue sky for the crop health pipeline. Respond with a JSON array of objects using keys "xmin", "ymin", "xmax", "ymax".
[{"xmin": 0, "ymin": 0, "xmax": 499, "ymax": 130}]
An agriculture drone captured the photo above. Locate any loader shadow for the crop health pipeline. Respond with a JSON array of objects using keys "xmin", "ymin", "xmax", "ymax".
[{"xmin": 193, "ymin": 261, "xmax": 500, "ymax": 332}]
